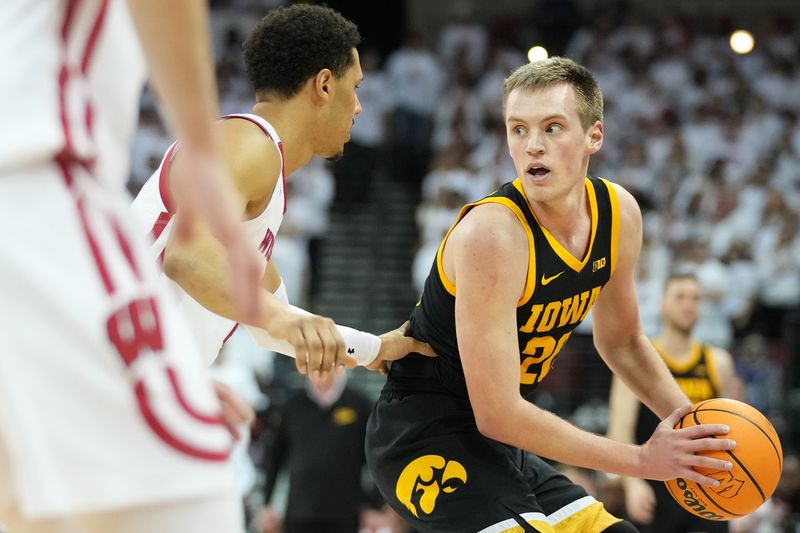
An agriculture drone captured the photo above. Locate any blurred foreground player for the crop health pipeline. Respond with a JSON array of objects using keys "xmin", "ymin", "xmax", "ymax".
[{"xmin": 0, "ymin": 1, "xmax": 264, "ymax": 531}]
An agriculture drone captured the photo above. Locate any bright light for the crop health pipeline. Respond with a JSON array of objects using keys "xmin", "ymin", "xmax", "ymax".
[
  {"xmin": 730, "ymin": 30, "xmax": 755, "ymax": 54},
  {"xmin": 527, "ymin": 46, "xmax": 549, "ymax": 63}
]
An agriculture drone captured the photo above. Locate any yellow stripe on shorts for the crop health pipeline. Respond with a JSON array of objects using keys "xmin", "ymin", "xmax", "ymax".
[{"xmin": 478, "ymin": 496, "xmax": 621, "ymax": 533}]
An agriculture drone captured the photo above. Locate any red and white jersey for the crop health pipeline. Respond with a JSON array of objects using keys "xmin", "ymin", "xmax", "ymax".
[
  {"xmin": 131, "ymin": 113, "xmax": 286, "ymax": 366},
  {"xmin": 0, "ymin": 0, "xmax": 146, "ymax": 185}
]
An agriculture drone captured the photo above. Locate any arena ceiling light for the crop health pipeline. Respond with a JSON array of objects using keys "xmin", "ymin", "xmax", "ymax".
[
  {"xmin": 527, "ymin": 45, "xmax": 549, "ymax": 63},
  {"xmin": 730, "ymin": 29, "xmax": 755, "ymax": 54}
]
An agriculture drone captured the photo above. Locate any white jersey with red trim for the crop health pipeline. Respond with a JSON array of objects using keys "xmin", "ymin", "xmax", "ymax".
[
  {"xmin": 131, "ymin": 113, "xmax": 286, "ymax": 366},
  {"xmin": 0, "ymin": 0, "xmax": 145, "ymax": 185},
  {"xmin": 0, "ymin": 0, "xmax": 240, "ymax": 521}
]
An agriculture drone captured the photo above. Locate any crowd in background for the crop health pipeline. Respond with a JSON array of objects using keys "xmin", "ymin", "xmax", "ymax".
[{"xmin": 126, "ymin": 1, "xmax": 800, "ymax": 531}]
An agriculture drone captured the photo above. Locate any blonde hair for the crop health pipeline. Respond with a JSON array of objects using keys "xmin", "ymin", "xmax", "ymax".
[{"xmin": 503, "ymin": 57, "xmax": 603, "ymax": 130}]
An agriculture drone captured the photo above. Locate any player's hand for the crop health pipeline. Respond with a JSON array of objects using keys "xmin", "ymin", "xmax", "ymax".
[
  {"xmin": 264, "ymin": 306, "xmax": 348, "ymax": 379},
  {"xmin": 256, "ymin": 505, "xmax": 281, "ymax": 533},
  {"xmin": 213, "ymin": 380, "xmax": 254, "ymax": 440},
  {"xmin": 622, "ymin": 477, "xmax": 656, "ymax": 524},
  {"xmin": 169, "ymin": 145, "xmax": 263, "ymax": 324},
  {"xmin": 367, "ymin": 321, "xmax": 437, "ymax": 375},
  {"xmin": 639, "ymin": 405, "xmax": 736, "ymax": 486}
]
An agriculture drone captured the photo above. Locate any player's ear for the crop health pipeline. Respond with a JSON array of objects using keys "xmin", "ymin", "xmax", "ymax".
[
  {"xmin": 587, "ymin": 121, "xmax": 603, "ymax": 154},
  {"xmin": 313, "ymin": 69, "xmax": 334, "ymax": 103}
]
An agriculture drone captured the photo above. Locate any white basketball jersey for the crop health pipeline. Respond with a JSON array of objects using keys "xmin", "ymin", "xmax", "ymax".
[
  {"xmin": 132, "ymin": 114, "xmax": 286, "ymax": 366},
  {"xmin": 0, "ymin": 0, "xmax": 146, "ymax": 185}
]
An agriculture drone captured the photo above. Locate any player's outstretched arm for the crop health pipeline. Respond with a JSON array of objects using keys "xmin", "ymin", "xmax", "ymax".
[
  {"xmin": 591, "ymin": 184, "xmax": 689, "ymax": 419},
  {"xmin": 449, "ymin": 203, "xmax": 732, "ymax": 487},
  {"xmin": 607, "ymin": 374, "xmax": 656, "ymax": 524},
  {"xmin": 247, "ymin": 263, "xmax": 435, "ymax": 375},
  {"xmin": 126, "ymin": 0, "xmax": 262, "ymax": 323}
]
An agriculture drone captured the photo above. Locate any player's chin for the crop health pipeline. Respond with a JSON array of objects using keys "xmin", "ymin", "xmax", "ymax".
[
  {"xmin": 324, "ymin": 150, "xmax": 345, "ymax": 162},
  {"xmin": 323, "ymin": 142, "xmax": 347, "ymax": 161}
]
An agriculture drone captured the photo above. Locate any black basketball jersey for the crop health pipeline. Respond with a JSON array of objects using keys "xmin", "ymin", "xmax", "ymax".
[
  {"xmin": 634, "ymin": 341, "xmax": 721, "ymax": 444},
  {"xmin": 389, "ymin": 176, "xmax": 620, "ymax": 401}
]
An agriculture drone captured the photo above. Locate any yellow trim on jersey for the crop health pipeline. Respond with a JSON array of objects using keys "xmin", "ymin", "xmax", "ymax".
[
  {"xmin": 512, "ymin": 177, "xmax": 598, "ymax": 272},
  {"xmin": 603, "ymin": 178, "xmax": 621, "ymax": 276},
  {"xmin": 652, "ymin": 340, "xmax": 703, "ymax": 374},
  {"xmin": 435, "ymin": 197, "xmax": 536, "ymax": 306}
]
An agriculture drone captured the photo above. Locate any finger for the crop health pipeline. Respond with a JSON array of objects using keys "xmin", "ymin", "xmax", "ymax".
[
  {"xmin": 289, "ymin": 329, "xmax": 308, "ymax": 374},
  {"xmin": 219, "ymin": 402, "xmax": 241, "ymax": 440},
  {"xmin": 300, "ymin": 323, "xmax": 324, "ymax": 378},
  {"xmin": 663, "ymin": 404, "xmax": 693, "ymax": 428},
  {"xmin": 345, "ymin": 356, "xmax": 358, "ymax": 368},
  {"xmin": 679, "ymin": 423, "xmax": 731, "ymax": 439},
  {"xmin": 216, "ymin": 386, "xmax": 250, "ymax": 425},
  {"xmin": 685, "ymin": 454, "xmax": 733, "ymax": 472},
  {"xmin": 684, "ymin": 436, "xmax": 736, "ymax": 453},
  {"xmin": 228, "ymin": 393, "xmax": 255, "ymax": 425},
  {"xmin": 683, "ymin": 469, "xmax": 725, "ymax": 488},
  {"xmin": 413, "ymin": 340, "xmax": 437, "ymax": 357},
  {"xmin": 320, "ymin": 320, "xmax": 342, "ymax": 373},
  {"xmin": 326, "ymin": 320, "xmax": 346, "ymax": 370}
]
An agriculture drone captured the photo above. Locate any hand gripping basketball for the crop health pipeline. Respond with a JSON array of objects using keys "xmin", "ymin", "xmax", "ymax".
[{"xmin": 664, "ymin": 398, "xmax": 783, "ymax": 521}]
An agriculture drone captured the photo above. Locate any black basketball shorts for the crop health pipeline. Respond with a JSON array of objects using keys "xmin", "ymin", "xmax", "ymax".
[{"xmin": 366, "ymin": 391, "xmax": 623, "ymax": 533}]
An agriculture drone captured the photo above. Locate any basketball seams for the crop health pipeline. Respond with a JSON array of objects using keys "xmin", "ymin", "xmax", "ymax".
[
  {"xmin": 693, "ymin": 406, "xmax": 783, "ymax": 470},
  {"xmin": 692, "ymin": 481, "xmax": 745, "ymax": 518},
  {"xmin": 666, "ymin": 399, "xmax": 783, "ymax": 520},
  {"xmin": 689, "ymin": 408, "xmax": 757, "ymax": 515}
]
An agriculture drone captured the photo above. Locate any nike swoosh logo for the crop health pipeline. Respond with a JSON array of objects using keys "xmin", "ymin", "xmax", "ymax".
[{"xmin": 541, "ymin": 271, "xmax": 565, "ymax": 285}]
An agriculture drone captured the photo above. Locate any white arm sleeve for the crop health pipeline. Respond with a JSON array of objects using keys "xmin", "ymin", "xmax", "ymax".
[{"xmin": 244, "ymin": 282, "xmax": 381, "ymax": 366}]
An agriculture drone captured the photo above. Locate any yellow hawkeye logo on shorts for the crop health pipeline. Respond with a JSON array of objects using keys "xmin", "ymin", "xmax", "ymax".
[{"xmin": 395, "ymin": 455, "xmax": 467, "ymax": 518}]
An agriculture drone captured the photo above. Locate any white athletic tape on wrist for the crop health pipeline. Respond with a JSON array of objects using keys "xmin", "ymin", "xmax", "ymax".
[
  {"xmin": 272, "ymin": 280, "xmax": 289, "ymax": 305},
  {"xmin": 245, "ymin": 283, "xmax": 381, "ymax": 366}
]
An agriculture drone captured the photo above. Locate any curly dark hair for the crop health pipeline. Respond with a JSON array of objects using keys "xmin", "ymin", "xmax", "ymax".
[{"xmin": 243, "ymin": 4, "xmax": 361, "ymax": 99}]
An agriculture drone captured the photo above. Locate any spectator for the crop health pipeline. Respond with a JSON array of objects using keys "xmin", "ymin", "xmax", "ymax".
[{"xmin": 255, "ymin": 371, "xmax": 375, "ymax": 533}]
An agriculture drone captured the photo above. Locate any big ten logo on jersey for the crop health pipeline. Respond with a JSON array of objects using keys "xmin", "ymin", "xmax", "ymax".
[
  {"xmin": 592, "ymin": 257, "xmax": 606, "ymax": 272},
  {"xmin": 259, "ymin": 229, "xmax": 275, "ymax": 261},
  {"xmin": 518, "ymin": 285, "xmax": 601, "ymax": 385}
]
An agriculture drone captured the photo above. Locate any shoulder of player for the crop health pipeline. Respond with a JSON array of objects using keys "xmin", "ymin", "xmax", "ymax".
[
  {"xmin": 450, "ymin": 202, "xmax": 528, "ymax": 256},
  {"xmin": 605, "ymin": 181, "xmax": 643, "ymax": 268},
  {"xmin": 218, "ymin": 118, "xmax": 281, "ymax": 202},
  {"xmin": 446, "ymin": 202, "xmax": 529, "ymax": 283},
  {"xmin": 607, "ymin": 181, "xmax": 642, "ymax": 229},
  {"xmin": 708, "ymin": 345, "xmax": 735, "ymax": 367}
]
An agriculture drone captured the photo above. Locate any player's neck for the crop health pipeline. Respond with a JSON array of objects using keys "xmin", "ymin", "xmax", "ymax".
[
  {"xmin": 654, "ymin": 327, "xmax": 694, "ymax": 360},
  {"xmin": 250, "ymin": 101, "xmax": 314, "ymax": 175},
  {"xmin": 526, "ymin": 178, "xmax": 590, "ymax": 254}
]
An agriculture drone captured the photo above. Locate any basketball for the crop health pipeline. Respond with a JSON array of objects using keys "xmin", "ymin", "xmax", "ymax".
[{"xmin": 664, "ymin": 398, "xmax": 783, "ymax": 521}]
